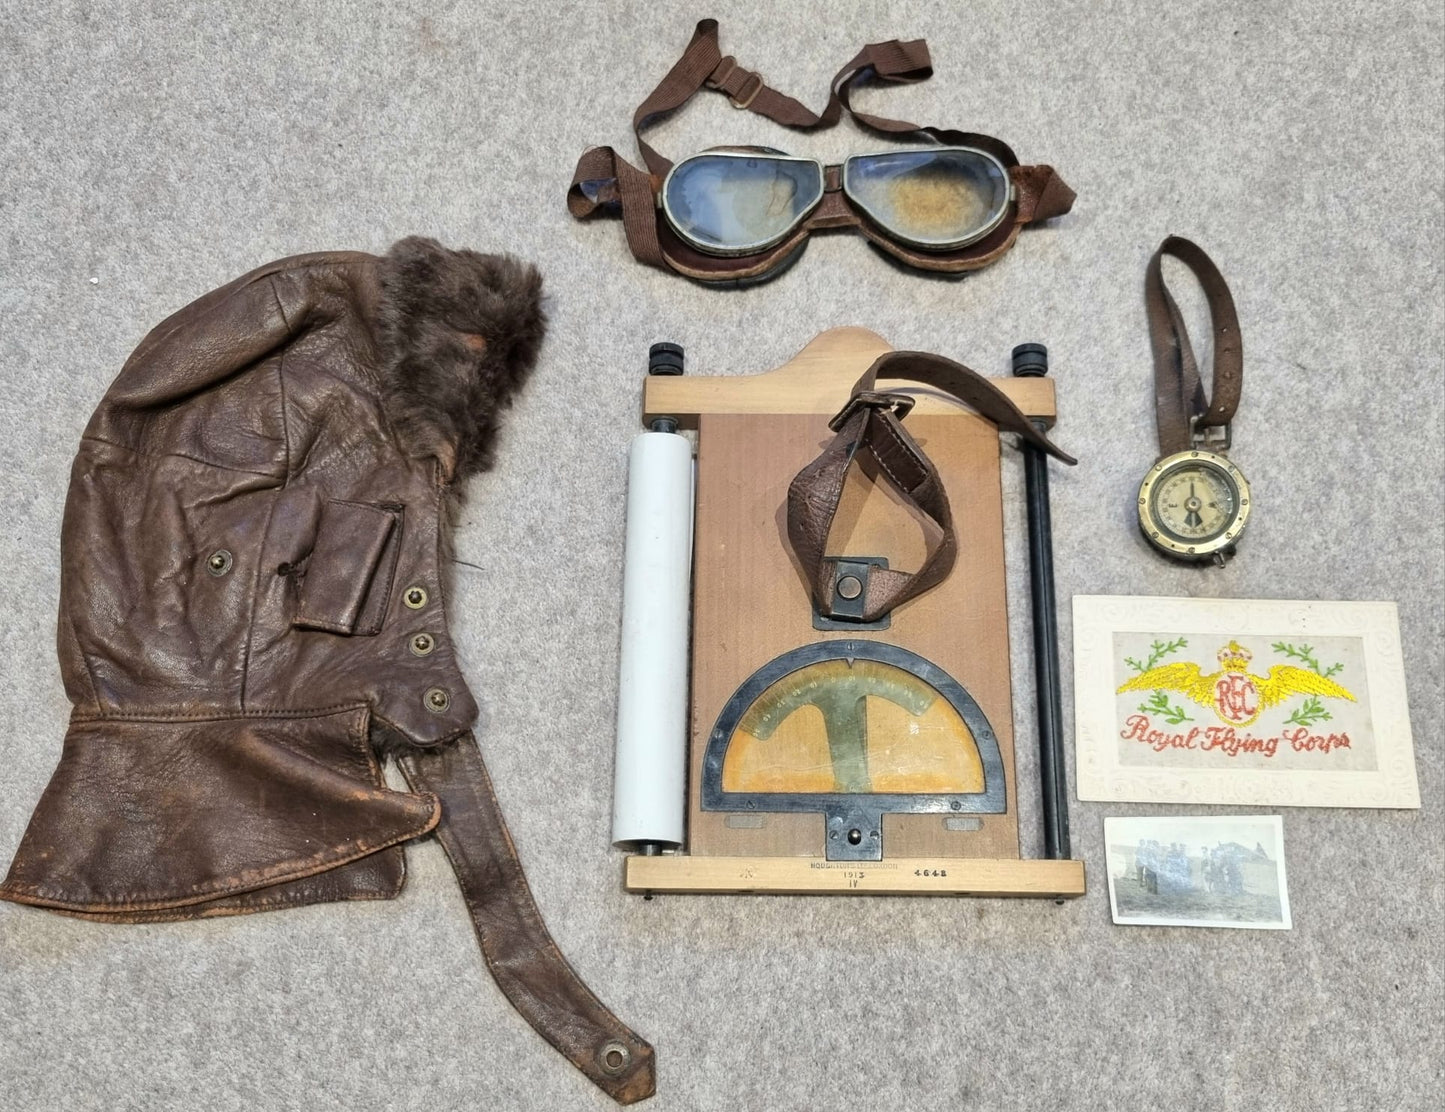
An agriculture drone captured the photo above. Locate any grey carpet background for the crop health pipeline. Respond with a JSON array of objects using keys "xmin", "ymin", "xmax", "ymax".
[{"xmin": 1, "ymin": 2, "xmax": 1441, "ymax": 1110}]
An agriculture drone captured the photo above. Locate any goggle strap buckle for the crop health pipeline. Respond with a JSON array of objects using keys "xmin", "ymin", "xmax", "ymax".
[{"xmin": 706, "ymin": 56, "xmax": 765, "ymax": 110}]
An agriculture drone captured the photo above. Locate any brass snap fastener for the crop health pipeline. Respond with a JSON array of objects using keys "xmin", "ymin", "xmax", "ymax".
[
  {"xmin": 409, "ymin": 633, "xmax": 435, "ymax": 657},
  {"xmin": 403, "ymin": 585, "xmax": 428, "ymax": 609},
  {"xmin": 836, "ymin": 574, "xmax": 862, "ymax": 600},
  {"xmin": 206, "ymin": 550, "xmax": 233, "ymax": 577},
  {"xmin": 423, "ymin": 687, "xmax": 450, "ymax": 713},
  {"xmin": 597, "ymin": 1041, "xmax": 631, "ymax": 1076}
]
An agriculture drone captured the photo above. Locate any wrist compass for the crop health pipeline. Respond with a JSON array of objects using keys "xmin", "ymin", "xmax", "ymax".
[{"xmin": 1137, "ymin": 237, "xmax": 1250, "ymax": 567}]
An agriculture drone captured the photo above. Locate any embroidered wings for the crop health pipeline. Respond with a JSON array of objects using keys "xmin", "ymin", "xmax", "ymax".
[
  {"xmin": 1116, "ymin": 663, "xmax": 1218, "ymax": 708},
  {"xmin": 1117, "ymin": 662, "xmax": 1355, "ymax": 710},
  {"xmin": 1254, "ymin": 666, "xmax": 1355, "ymax": 709}
]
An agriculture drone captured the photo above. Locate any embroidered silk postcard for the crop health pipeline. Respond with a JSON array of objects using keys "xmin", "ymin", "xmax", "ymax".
[{"xmin": 1073, "ymin": 597, "xmax": 1418, "ymax": 807}]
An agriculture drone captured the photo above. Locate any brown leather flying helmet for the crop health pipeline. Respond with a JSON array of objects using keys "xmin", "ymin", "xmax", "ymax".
[
  {"xmin": 0, "ymin": 238, "xmax": 655, "ymax": 1105},
  {"xmin": 569, "ymin": 19, "xmax": 1076, "ymax": 283}
]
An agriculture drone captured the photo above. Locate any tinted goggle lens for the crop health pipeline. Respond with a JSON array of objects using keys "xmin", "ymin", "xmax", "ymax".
[
  {"xmin": 662, "ymin": 153, "xmax": 825, "ymax": 257},
  {"xmin": 663, "ymin": 147, "xmax": 1012, "ymax": 258},
  {"xmin": 842, "ymin": 148, "xmax": 1011, "ymax": 250}
]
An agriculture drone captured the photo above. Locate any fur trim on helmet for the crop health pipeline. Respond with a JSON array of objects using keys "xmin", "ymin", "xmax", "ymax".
[{"xmin": 375, "ymin": 236, "xmax": 546, "ymax": 483}]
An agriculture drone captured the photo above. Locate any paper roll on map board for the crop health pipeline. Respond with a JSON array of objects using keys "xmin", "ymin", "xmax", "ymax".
[{"xmin": 611, "ymin": 429, "xmax": 693, "ymax": 849}]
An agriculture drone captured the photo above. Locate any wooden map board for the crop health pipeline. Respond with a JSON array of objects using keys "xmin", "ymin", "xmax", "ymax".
[{"xmin": 631, "ymin": 327, "xmax": 1084, "ymax": 898}]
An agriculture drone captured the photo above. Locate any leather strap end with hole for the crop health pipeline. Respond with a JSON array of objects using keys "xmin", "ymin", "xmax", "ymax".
[{"xmin": 398, "ymin": 736, "xmax": 656, "ymax": 1105}]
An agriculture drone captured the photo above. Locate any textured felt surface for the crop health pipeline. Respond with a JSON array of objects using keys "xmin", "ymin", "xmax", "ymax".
[{"xmin": 1, "ymin": 2, "xmax": 1441, "ymax": 1110}]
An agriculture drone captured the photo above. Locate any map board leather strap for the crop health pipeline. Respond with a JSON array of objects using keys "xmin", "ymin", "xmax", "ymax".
[
  {"xmin": 786, "ymin": 350, "xmax": 1076, "ymax": 623},
  {"xmin": 1145, "ymin": 236, "xmax": 1244, "ymax": 457}
]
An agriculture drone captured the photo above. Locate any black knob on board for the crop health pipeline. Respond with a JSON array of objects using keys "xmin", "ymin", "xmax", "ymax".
[
  {"xmin": 1011, "ymin": 342, "xmax": 1049, "ymax": 378},
  {"xmin": 648, "ymin": 342, "xmax": 685, "ymax": 376}
]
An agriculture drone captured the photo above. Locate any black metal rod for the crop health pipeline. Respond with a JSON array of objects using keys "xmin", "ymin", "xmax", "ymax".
[{"xmin": 1012, "ymin": 343, "xmax": 1071, "ymax": 861}]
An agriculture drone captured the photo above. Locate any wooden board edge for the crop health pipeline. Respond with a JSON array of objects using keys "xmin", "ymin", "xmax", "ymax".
[
  {"xmin": 623, "ymin": 855, "xmax": 1086, "ymax": 898},
  {"xmin": 642, "ymin": 326, "xmax": 1058, "ymax": 427}
]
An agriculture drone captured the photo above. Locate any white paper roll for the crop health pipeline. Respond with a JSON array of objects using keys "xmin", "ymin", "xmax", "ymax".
[{"xmin": 611, "ymin": 428, "xmax": 693, "ymax": 848}]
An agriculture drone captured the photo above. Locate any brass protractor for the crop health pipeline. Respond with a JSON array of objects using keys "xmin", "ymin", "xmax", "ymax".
[{"xmin": 732, "ymin": 656, "xmax": 962, "ymax": 794}]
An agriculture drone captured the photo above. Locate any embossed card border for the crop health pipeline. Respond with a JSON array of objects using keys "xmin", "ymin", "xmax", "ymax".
[{"xmin": 1073, "ymin": 596, "xmax": 1419, "ymax": 808}]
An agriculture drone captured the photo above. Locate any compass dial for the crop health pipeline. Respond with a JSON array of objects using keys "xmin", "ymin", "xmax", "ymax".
[
  {"xmin": 1152, "ymin": 463, "xmax": 1235, "ymax": 542},
  {"xmin": 1138, "ymin": 449, "xmax": 1251, "ymax": 561}
]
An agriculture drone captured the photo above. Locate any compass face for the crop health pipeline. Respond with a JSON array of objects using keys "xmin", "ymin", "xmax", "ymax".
[
  {"xmin": 1152, "ymin": 462, "xmax": 1235, "ymax": 542},
  {"xmin": 1138, "ymin": 450, "xmax": 1251, "ymax": 561}
]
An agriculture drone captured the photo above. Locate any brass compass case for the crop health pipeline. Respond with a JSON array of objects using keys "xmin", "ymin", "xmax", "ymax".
[{"xmin": 1137, "ymin": 448, "xmax": 1251, "ymax": 563}]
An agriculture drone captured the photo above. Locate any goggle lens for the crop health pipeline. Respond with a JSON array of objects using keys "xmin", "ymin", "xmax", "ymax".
[
  {"xmin": 843, "ymin": 149, "xmax": 1010, "ymax": 250},
  {"xmin": 663, "ymin": 154, "xmax": 825, "ymax": 256}
]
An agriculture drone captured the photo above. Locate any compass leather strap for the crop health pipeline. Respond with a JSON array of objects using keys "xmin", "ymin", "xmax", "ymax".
[
  {"xmin": 1146, "ymin": 236, "xmax": 1243, "ymax": 457},
  {"xmin": 398, "ymin": 735, "xmax": 656, "ymax": 1105},
  {"xmin": 786, "ymin": 350, "xmax": 1075, "ymax": 623}
]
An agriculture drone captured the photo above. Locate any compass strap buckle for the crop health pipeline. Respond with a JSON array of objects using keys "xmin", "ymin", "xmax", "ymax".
[{"xmin": 1191, "ymin": 416, "xmax": 1232, "ymax": 452}]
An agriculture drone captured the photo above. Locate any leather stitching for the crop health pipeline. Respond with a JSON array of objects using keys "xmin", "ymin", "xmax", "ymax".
[{"xmin": 70, "ymin": 704, "xmax": 370, "ymax": 723}]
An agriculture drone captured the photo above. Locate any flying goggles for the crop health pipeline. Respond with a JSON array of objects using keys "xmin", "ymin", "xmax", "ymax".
[{"xmin": 569, "ymin": 20, "xmax": 1075, "ymax": 283}]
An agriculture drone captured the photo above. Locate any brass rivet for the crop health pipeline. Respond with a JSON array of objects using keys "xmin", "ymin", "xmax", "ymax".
[
  {"xmin": 836, "ymin": 574, "xmax": 862, "ymax": 600},
  {"xmin": 206, "ymin": 550, "xmax": 233, "ymax": 577},
  {"xmin": 424, "ymin": 687, "xmax": 450, "ymax": 713},
  {"xmin": 410, "ymin": 633, "xmax": 435, "ymax": 657},
  {"xmin": 403, "ymin": 586, "xmax": 428, "ymax": 609},
  {"xmin": 598, "ymin": 1041, "xmax": 631, "ymax": 1076}
]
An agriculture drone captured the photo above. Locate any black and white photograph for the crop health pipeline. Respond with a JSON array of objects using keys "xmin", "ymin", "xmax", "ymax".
[{"xmin": 1105, "ymin": 815, "xmax": 1291, "ymax": 930}]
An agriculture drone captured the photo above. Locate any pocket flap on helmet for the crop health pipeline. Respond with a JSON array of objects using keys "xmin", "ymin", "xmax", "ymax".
[{"xmin": 294, "ymin": 500, "xmax": 402, "ymax": 635}]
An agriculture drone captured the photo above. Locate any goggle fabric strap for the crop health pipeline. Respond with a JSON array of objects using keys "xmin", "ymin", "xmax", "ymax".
[
  {"xmin": 787, "ymin": 351, "xmax": 1077, "ymax": 624},
  {"xmin": 396, "ymin": 734, "xmax": 655, "ymax": 1105},
  {"xmin": 622, "ymin": 19, "xmax": 938, "ymax": 178},
  {"xmin": 1145, "ymin": 237, "xmax": 1244, "ymax": 457},
  {"xmin": 569, "ymin": 146, "xmax": 666, "ymax": 267}
]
